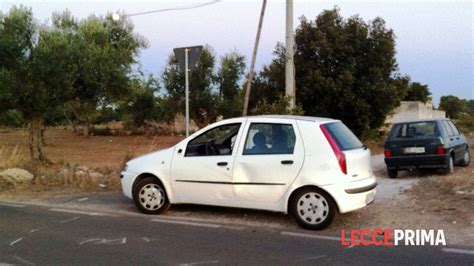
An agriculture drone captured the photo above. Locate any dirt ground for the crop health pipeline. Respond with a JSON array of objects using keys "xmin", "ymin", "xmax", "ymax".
[
  {"xmin": 0, "ymin": 127, "xmax": 184, "ymax": 171},
  {"xmin": 345, "ymin": 137, "xmax": 474, "ymax": 246}
]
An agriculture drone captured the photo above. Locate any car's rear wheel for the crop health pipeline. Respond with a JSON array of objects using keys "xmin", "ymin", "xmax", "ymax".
[
  {"xmin": 133, "ymin": 177, "xmax": 170, "ymax": 214},
  {"xmin": 290, "ymin": 188, "xmax": 336, "ymax": 230},
  {"xmin": 387, "ymin": 168, "xmax": 398, "ymax": 179},
  {"xmin": 460, "ymin": 148, "xmax": 470, "ymax": 167},
  {"xmin": 445, "ymin": 156, "xmax": 454, "ymax": 174}
]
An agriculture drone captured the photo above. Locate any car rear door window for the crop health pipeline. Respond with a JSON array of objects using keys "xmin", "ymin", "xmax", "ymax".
[
  {"xmin": 447, "ymin": 121, "xmax": 460, "ymax": 135},
  {"xmin": 243, "ymin": 123, "xmax": 296, "ymax": 155},
  {"xmin": 323, "ymin": 122, "xmax": 363, "ymax": 150},
  {"xmin": 442, "ymin": 121, "xmax": 454, "ymax": 136}
]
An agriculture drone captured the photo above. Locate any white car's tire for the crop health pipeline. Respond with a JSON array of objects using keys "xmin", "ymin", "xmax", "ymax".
[
  {"xmin": 290, "ymin": 188, "xmax": 336, "ymax": 230},
  {"xmin": 133, "ymin": 177, "xmax": 170, "ymax": 214}
]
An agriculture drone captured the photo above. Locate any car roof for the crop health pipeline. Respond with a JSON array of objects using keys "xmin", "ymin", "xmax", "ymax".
[
  {"xmin": 392, "ymin": 118, "xmax": 450, "ymax": 125},
  {"xmin": 243, "ymin": 115, "xmax": 337, "ymax": 123}
]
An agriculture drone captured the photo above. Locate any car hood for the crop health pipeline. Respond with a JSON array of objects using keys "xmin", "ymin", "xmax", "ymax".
[{"xmin": 124, "ymin": 147, "xmax": 174, "ymax": 173}]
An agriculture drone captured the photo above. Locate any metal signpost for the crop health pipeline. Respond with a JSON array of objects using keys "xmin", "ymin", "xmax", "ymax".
[{"xmin": 173, "ymin": 45, "xmax": 203, "ymax": 137}]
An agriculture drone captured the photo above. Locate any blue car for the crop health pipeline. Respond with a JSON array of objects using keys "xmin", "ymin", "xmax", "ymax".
[{"xmin": 384, "ymin": 119, "xmax": 470, "ymax": 178}]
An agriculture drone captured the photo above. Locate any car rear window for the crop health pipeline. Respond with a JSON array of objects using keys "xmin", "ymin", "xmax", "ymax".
[
  {"xmin": 390, "ymin": 121, "xmax": 438, "ymax": 138},
  {"xmin": 323, "ymin": 122, "xmax": 363, "ymax": 151}
]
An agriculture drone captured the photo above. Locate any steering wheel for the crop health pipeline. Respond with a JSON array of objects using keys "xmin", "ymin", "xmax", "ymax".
[{"xmin": 207, "ymin": 139, "xmax": 220, "ymax": 155}]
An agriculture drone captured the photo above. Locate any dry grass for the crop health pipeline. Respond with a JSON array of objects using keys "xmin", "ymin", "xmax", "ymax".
[
  {"xmin": 0, "ymin": 145, "xmax": 24, "ymax": 171},
  {"xmin": 0, "ymin": 128, "xmax": 183, "ymax": 195}
]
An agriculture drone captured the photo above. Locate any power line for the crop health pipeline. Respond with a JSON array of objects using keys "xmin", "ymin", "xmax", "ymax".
[{"xmin": 127, "ymin": 0, "xmax": 222, "ymax": 17}]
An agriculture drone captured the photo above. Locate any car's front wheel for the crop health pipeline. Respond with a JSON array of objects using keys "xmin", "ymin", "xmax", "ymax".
[
  {"xmin": 460, "ymin": 148, "xmax": 470, "ymax": 167},
  {"xmin": 133, "ymin": 177, "xmax": 170, "ymax": 214},
  {"xmin": 290, "ymin": 188, "xmax": 336, "ymax": 230}
]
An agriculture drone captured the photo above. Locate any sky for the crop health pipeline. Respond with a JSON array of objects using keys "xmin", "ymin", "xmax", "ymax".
[{"xmin": 1, "ymin": 0, "xmax": 473, "ymax": 106}]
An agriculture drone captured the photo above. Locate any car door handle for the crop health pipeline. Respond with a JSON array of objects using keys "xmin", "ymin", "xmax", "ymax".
[
  {"xmin": 281, "ymin": 160, "xmax": 294, "ymax": 165},
  {"xmin": 217, "ymin": 162, "xmax": 228, "ymax": 166}
]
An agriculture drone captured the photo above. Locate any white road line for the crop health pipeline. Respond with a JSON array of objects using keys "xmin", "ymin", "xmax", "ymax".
[
  {"xmin": 300, "ymin": 255, "xmax": 327, "ymax": 261},
  {"xmin": 442, "ymin": 248, "xmax": 474, "ymax": 255},
  {"xmin": 281, "ymin": 231, "xmax": 341, "ymax": 242},
  {"xmin": 155, "ymin": 216, "xmax": 245, "ymax": 230},
  {"xmin": 29, "ymin": 227, "xmax": 47, "ymax": 233},
  {"xmin": 0, "ymin": 202, "xmax": 26, "ymax": 208},
  {"xmin": 77, "ymin": 197, "xmax": 89, "ymax": 202},
  {"xmin": 13, "ymin": 255, "xmax": 34, "ymax": 266},
  {"xmin": 79, "ymin": 238, "xmax": 102, "ymax": 245},
  {"xmin": 180, "ymin": 260, "xmax": 219, "ymax": 266},
  {"xmin": 9, "ymin": 237, "xmax": 23, "ymax": 246},
  {"xmin": 59, "ymin": 217, "xmax": 80, "ymax": 224},
  {"xmin": 49, "ymin": 208, "xmax": 114, "ymax": 217},
  {"xmin": 151, "ymin": 219, "xmax": 221, "ymax": 228},
  {"xmin": 142, "ymin": 237, "xmax": 156, "ymax": 243}
]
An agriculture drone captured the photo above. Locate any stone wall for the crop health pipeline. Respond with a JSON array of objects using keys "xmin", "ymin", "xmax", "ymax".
[{"xmin": 386, "ymin": 101, "xmax": 446, "ymax": 124}]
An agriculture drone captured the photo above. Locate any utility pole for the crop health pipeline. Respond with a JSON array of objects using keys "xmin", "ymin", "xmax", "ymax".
[
  {"xmin": 285, "ymin": 0, "xmax": 295, "ymax": 109},
  {"xmin": 242, "ymin": 0, "xmax": 267, "ymax": 116},
  {"xmin": 184, "ymin": 48, "xmax": 190, "ymax": 137}
]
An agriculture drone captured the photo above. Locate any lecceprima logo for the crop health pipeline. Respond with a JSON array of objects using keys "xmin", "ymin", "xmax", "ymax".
[{"xmin": 341, "ymin": 229, "xmax": 446, "ymax": 246}]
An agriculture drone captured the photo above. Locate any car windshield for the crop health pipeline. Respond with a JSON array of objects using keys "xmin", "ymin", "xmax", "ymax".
[{"xmin": 391, "ymin": 121, "xmax": 438, "ymax": 138}]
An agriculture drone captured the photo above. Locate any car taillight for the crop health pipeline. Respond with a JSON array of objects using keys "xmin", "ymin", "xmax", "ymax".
[
  {"xmin": 436, "ymin": 144, "xmax": 447, "ymax": 155},
  {"xmin": 384, "ymin": 149, "xmax": 393, "ymax": 157},
  {"xmin": 320, "ymin": 124, "xmax": 347, "ymax": 175}
]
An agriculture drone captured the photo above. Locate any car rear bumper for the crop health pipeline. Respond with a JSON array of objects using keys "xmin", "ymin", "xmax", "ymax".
[
  {"xmin": 322, "ymin": 175, "xmax": 377, "ymax": 214},
  {"xmin": 385, "ymin": 154, "xmax": 449, "ymax": 170},
  {"xmin": 120, "ymin": 171, "xmax": 138, "ymax": 199}
]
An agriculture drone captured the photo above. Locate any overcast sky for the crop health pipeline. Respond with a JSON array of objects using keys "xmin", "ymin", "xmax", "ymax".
[{"xmin": 2, "ymin": 0, "xmax": 473, "ymax": 106}]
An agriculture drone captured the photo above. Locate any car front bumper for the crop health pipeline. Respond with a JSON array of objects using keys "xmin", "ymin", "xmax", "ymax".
[
  {"xmin": 120, "ymin": 171, "xmax": 138, "ymax": 199},
  {"xmin": 321, "ymin": 175, "xmax": 377, "ymax": 214},
  {"xmin": 385, "ymin": 154, "xmax": 450, "ymax": 170}
]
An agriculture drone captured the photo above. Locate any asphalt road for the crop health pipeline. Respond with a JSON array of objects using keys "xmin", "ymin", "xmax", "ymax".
[{"xmin": 1, "ymin": 201, "xmax": 473, "ymax": 265}]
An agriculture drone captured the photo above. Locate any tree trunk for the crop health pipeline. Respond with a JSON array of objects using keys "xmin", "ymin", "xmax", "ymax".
[
  {"xmin": 40, "ymin": 125, "xmax": 47, "ymax": 146},
  {"xmin": 72, "ymin": 121, "xmax": 77, "ymax": 134},
  {"xmin": 29, "ymin": 116, "xmax": 51, "ymax": 164},
  {"xmin": 83, "ymin": 122, "xmax": 90, "ymax": 137},
  {"xmin": 64, "ymin": 109, "xmax": 77, "ymax": 133}
]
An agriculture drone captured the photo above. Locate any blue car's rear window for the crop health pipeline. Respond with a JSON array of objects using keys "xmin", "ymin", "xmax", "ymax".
[{"xmin": 390, "ymin": 121, "xmax": 438, "ymax": 138}]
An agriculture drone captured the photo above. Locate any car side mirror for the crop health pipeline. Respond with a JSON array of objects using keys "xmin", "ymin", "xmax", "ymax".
[{"xmin": 178, "ymin": 148, "xmax": 183, "ymax": 154}]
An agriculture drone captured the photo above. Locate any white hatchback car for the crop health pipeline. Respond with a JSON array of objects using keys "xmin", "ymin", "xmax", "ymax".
[{"xmin": 121, "ymin": 115, "xmax": 376, "ymax": 229}]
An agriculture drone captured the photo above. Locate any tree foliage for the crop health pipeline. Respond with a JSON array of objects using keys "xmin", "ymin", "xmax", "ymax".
[
  {"xmin": 0, "ymin": 6, "xmax": 75, "ymax": 162},
  {"xmin": 216, "ymin": 52, "xmax": 246, "ymax": 118},
  {"xmin": 394, "ymin": 75, "xmax": 431, "ymax": 103},
  {"xmin": 162, "ymin": 48, "xmax": 246, "ymax": 128},
  {"xmin": 467, "ymin": 100, "xmax": 474, "ymax": 113},
  {"xmin": 52, "ymin": 11, "xmax": 147, "ymax": 136},
  {"xmin": 120, "ymin": 73, "xmax": 163, "ymax": 128},
  {"xmin": 439, "ymin": 95, "xmax": 468, "ymax": 119},
  {"xmin": 0, "ymin": 7, "xmax": 146, "ymax": 162},
  {"xmin": 249, "ymin": 8, "xmax": 404, "ymax": 137}
]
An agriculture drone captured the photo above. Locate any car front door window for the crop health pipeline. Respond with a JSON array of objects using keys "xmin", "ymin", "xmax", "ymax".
[{"xmin": 185, "ymin": 123, "xmax": 241, "ymax": 157}]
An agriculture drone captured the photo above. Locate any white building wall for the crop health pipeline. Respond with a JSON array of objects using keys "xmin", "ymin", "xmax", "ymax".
[{"xmin": 386, "ymin": 101, "xmax": 446, "ymax": 124}]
